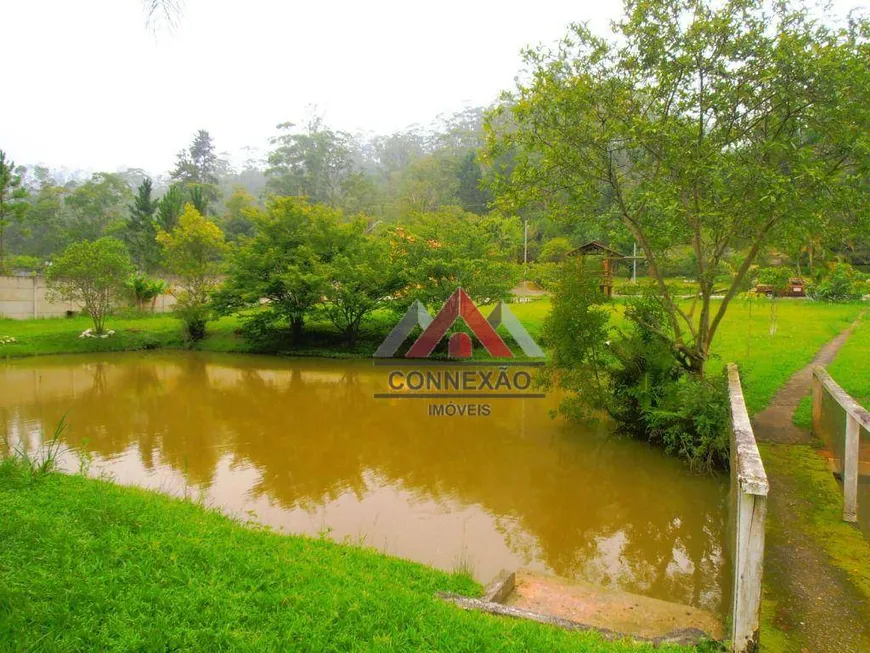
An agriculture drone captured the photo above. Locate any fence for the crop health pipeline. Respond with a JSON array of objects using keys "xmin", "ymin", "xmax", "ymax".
[
  {"xmin": 0, "ymin": 274, "xmax": 177, "ymax": 320},
  {"xmin": 727, "ymin": 363, "xmax": 769, "ymax": 653},
  {"xmin": 812, "ymin": 366, "xmax": 870, "ymax": 523}
]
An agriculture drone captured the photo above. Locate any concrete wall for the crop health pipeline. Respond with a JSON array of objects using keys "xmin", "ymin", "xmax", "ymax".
[
  {"xmin": 727, "ymin": 364, "xmax": 769, "ymax": 653},
  {"xmin": 0, "ymin": 274, "xmax": 177, "ymax": 320}
]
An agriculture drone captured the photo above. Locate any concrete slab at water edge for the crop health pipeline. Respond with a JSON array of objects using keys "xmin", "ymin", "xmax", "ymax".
[{"xmin": 502, "ymin": 569, "xmax": 724, "ymax": 642}]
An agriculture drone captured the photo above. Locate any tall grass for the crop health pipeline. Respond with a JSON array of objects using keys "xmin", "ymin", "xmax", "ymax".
[{"xmin": 0, "ymin": 415, "xmax": 68, "ymax": 481}]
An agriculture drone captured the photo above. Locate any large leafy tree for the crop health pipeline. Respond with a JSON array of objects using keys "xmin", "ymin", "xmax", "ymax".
[
  {"xmin": 0, "ymin": 151, "xmax": 29, "ymax": 268},
  {"xmin": 46, "ymin": 238, "xmax": 133, "ymax": 334},
  {"xmin": 322, "ymin": 221, "xmax": 405, "ymax": 346},
  {"xmin": 220, "ymin": 197, "xmax": 332, "ymax": 343},
  {"xmin": 65, "ymin": 173, "xmax": 132, "ymax": 243},
  {"xmin": 487, "ymin": 0, "xmax": 870, "ymax": 374},
  {"xmin": 19, "ymin": 167, "xmax": 66, "ymax": 258},
  {"xmin": 394, "ymin": 207, "xmax": 520, "ymax": 307},
  {"xmin": 220, "ymin": 185, "xmax": 257, "ymax": 242},
  {"xmin": 266, "ymin": 117, "xmax": 356, "ymax": 206}
]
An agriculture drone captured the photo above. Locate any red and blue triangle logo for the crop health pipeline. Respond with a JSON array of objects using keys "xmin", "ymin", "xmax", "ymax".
[{"xmin": 373, "ymin": 288, "xmax": 544, "ymax": 359}]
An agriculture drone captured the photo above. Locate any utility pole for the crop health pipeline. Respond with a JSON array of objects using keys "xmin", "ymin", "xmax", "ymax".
[
  {"xmin": 522, "ymin": 218, "xmax": 528, "ymax": 284},
  {"xmin": 632, "ymin": 241, "xmax": 637, "ymax": 283}
]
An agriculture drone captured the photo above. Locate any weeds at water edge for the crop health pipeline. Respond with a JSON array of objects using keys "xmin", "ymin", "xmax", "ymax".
[{"xmin": 0, "ymin": 416, "xmax": 68, "ymax": 482}]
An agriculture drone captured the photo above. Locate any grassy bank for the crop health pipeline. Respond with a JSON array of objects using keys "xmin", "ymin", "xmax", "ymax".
[
  {"xmin": 0, "ymin": 302, "xmax": 551, "ymax": 361},
  {"xmin": 0, "ymin": 459, "xmax": 694, "ymax": 652}
]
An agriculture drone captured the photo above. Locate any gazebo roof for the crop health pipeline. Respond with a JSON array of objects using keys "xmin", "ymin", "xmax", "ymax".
[{"xmin": 566, "ymin": 240, "xmax": 627, "ymax": 258}]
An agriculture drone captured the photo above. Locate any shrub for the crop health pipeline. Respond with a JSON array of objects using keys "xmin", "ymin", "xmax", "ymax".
[
  {"xmin": 538, "ymin": 237, "xmax": 574, "ymax": 263},
  {"xmin": 544, "ymin": 275, "xmax": 731, "ymax": 470},
  {"xmin": 125, "ymin": 273, "xmax": 168, "ymax": 312},
  {"xmin": 808, "ymin": 263, "xmax": 864, "ymax": 303},
  {"xmin": 157, "ymin": 204, "xmax": 227, "ymax": 342}
]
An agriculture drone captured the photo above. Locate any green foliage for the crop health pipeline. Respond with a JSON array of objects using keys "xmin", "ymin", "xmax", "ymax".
[
  {"xmin": 544, "ymin": 270, "xmax": 730, "ymax": 469},
  {"xmin": 219, "ymin": 197, "xmax": 332, "ymax": 343},
  {"xmin": 155, "ymin": 184, "xmax": 186, "ymax": 232},
  {"xmin": 125, "ymin": 178, "xmax": 160, "ymax": 271},
  {"xmin": 539, "ymin": 264, "xmax": 612, "ymax": 418},
  {"xmin": 646, "ymin": 374, "xmax": 730, "ymax": 471},
  {"xmin": 1, "ymin": 254, "xmax": 42, "ymax": 272},
  {"xmin": 46, "ymin": 238, "xmax": 133, "ymax": 334},
  {"xmin": 266, "ymin": 117, "xmax": 355, "ymax": 205},
  {"xmin": 394, "ymin": 206, "xmax": 519, "ymax": 307},
  {"xmin": 220, "ymin": 185, "xmax": 257, "ymax": 241},
  {"xmin": 525, "ymin": 262, "xmax": 562, "ymax": 290},
  {"xmin": 125, "ymin": 273, "xmax": 168, "ymax": 312},
  {"xmin": 613, "ymin": 279, "xmax": 701, "ymax": 298},
  {"xmin": 157, "ymin": 205, "xmax": 227, "ymax": 341},
  {"xmin": 171, "ymin": 129, "xmax": 220, "ymax": 211},
  {"xmin": 65, "ymin": 173, "xmax": 132, "ymax": 242},
  {"xmin": 808, "ymin": 263, "xmax": 864, "ymax": 302},
  {"xmin": 0, "ymin": 417, "xmax": 67, "ymax": 482},
  {"xmin": 0, "ymin": 150, "xmax": 29, "ymax": 268},
  {"xmin": 538, "ymin": 237, "xmax": 573, "ymax": 263},
  {"xmin": 755, "ymin": 267, "xmax": 792, "ymax": 294},
  {"xmin": 322, "ymin": 222, "xmax": 405, "ymax": 346},
  {"xmin": 486, "ymin": 0, "xmax": 870, "ymax": 375}
]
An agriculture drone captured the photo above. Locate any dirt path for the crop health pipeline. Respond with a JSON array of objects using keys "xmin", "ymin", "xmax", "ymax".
[
  {"xmin": 752, "ymin": 316, "xmax": 870, "ymax": 652},
  {"xmin": 753, "ymin": 319, "xmax": 862, "ymax": 444}
]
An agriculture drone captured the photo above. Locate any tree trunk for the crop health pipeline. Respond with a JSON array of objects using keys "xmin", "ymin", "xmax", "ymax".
[{"xmin": 291, "ymin": 316, "xmax": 304, "ymax": 345}]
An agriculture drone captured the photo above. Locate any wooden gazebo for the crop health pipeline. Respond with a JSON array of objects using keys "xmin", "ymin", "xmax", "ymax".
[{"xmin": 566, "ymin": 241, "xmax": 627, "ymax": 297}]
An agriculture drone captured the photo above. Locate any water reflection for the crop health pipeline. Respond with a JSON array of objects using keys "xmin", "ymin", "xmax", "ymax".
[{"xmin": 0, "ymin": 352, "xmax": 729, "ymax": 615}]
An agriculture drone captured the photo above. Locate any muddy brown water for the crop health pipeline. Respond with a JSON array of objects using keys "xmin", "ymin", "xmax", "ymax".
[{"xmin": 0, "ymin": 352, "xmax": 729, "ymax": 616}]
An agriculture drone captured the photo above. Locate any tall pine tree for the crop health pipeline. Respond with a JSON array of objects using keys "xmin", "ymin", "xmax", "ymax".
[
  {"xmin": 171, "ymin": 130, "xmax": 220, "ymax": 212},
  {"xmin": 126, "ymin": 178, "xmax": 159, "ymax": 271},
  {"xmin": 0, "ymin": 151, "xmax": 28, "ymax": 269}
]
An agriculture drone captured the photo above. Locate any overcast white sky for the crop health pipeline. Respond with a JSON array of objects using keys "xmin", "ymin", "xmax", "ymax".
[{"xmin": 1, "ymin": 0, "xmax": 863, "ymax": 177}]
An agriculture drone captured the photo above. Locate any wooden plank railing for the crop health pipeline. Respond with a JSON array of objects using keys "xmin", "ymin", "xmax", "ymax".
[
  {"xmin": 812, "ymin": 366, "xmax": 870, "ymax": 523},
  {"xmin": 727, "ymin": 364, "xmax": 769, "ymax": 653}
]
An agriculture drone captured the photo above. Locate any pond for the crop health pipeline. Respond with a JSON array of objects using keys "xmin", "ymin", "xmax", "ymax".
[{"xmin": 0, "ymin": 352, "xmax": 729, "ymax": 616}]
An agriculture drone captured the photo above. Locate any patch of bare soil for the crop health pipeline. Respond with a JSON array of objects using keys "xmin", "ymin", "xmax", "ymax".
[{"xmin": 763, "ymin": 459, "xmax": 870, "ymax": 651}]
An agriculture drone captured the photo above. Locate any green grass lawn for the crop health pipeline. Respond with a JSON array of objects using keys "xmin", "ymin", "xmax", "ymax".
[
  {"xmin": 0, "ymin": 460, "xmax": 694, "ymax": 653},
  {"xmin": 828, "ymin": 315, "xmax": 870, "ymax": 407},
  {"xmin": 702, "ymin": 299, "xmax": 864, "ymax": 414}
]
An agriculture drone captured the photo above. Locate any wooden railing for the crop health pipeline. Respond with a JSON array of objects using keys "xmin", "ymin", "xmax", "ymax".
[
  {"xmin": 812, "ymin": 366, "xmax": 870, "ymax": 523},
  {"xmin": 727, "ymin": 364, "xmax": 769, "ymax": 653}
]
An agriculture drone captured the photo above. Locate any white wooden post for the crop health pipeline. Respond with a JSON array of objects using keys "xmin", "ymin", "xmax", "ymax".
[
  {"xmin": 843, "ymin": 414, "xmax": 859, "ymax": 523},
  {"xmin": 727, "ymin": 364, "xmax": 769, "ymax": 653},
  {"xmin": 812, "ymin": 374, "xmax": 822, "ymax": 439},
  {"xmin": 813, "ymin": 366, "xmax": 869, "ymax": 524}
]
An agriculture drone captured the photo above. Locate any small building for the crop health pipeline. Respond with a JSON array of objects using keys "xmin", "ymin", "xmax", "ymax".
[{"xmin": 566, "ymin": 241, "xmax": 627, "ymax": 297}]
